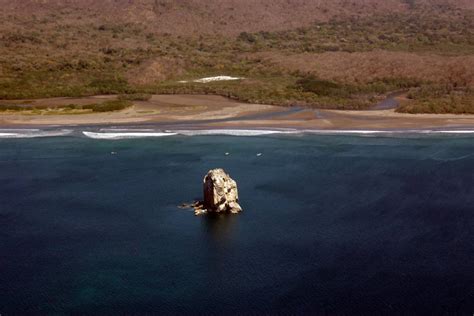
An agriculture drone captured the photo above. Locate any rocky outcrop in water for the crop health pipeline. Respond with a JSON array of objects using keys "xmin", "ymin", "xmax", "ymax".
[
  {"xmin": 201, "ymin": 168, "xmax": 242, "ymax": 215},
  {"xmin": 180, "ymin": 168, "xmax": 243, "ymax": 216}
]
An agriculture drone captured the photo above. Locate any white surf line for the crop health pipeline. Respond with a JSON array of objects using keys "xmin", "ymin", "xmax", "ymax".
[
  {"xmin": 99, "ymin": 128, "xmax": 156, "ymax": 132},
  {"xmin": 0, "ymin": 129, "xmax": 40, "ymax": 132},
  {"xmin": 170, "ymin": 129, "xmax": 299, "ymax": 136},
  {"xmin": 178, "ymin": 76, "xmax": 243, "ymax": 83},
  {"xmin": 304, "ymin": 130, "xmax": 388, "ymax": 135},
  {"xmin": 80, "ymin": 129, "xmax": 474, "ymax": 140},
  {"xmin": 0, "ymin": 129, "xmax": 73, "ymax": 138},
  {"xmin": 303, "ymin": 129, "xmax": 474, "ymax": 135},
  {"xmin": 82, "ymin": 131, "xmax": 178, "ymax": 140},
  {"xmin": 0, "ymin": 133, "xmax": 17, "ymax": 137},
  {"xmin": 433, "ymin": 130, "xmax": 474, "ymax": 134}
]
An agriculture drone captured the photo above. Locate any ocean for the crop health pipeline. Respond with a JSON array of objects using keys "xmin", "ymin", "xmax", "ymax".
[{"xmin": 1, "ymin": 131, "xmax": 473, "ymax": 314}]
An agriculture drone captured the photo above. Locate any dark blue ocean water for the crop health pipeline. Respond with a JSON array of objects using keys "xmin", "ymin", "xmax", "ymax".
[{"xmin": 1, "ymin": 135, "xmax": 473, "ymax": 315}]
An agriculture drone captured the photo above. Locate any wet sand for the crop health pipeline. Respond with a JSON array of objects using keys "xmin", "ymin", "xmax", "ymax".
[{"xmin": 1, "ymin": 94, "xmax": 474, "ymax": 130}]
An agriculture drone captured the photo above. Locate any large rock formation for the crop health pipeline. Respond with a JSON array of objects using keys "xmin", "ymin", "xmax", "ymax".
[{"xmin": 203, "ymin": 168, "xmax": 242, "ymax": 214}]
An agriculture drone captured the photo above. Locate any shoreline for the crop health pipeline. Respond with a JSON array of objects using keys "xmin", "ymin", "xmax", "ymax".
[
  {"xmin": 1, "ymin": 94, "xmax": 474, "ymax": 131},
  {"xmin": 2, "ymin": 127, "xmax": 474, "ymax": 140}
]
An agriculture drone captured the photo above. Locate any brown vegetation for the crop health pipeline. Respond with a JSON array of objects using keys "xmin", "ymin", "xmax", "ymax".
[
  {"xmin": 397, "ymin": 86, "xmax": 474, "ymax": 114},
  {"xmin": 0, "ymin": 0, "xmax": 411, "ymax": 35},
  {"xmin": 1, "ymin": 0, "xmax": 473, "ymax": 35},
  {"xmin": 0, "ymin": 0, "xmax": 472, "ymax": 113},
  {"xmin": 254, "ymin": 51, "xmax": 474, "ymax": 87},
  {"xmin": 125, "ymin": 57, "xmax": 185, "ymax": 86}
]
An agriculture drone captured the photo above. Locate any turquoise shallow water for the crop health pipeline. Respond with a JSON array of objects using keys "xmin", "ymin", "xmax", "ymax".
[{"xmin": 1, "ymin": 134, "xmax": 473, "ymax": 314}]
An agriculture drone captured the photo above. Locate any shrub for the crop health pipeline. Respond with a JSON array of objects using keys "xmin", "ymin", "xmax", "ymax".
[
  {"xmin": 397, "ymin": 86, "xmax": 474, "ymax": 114},
  {"xmin": 88, "ymin": 77, "xmax": 129, "ymax": 94},
  {"xmin": 83, "ymin": 100, "xmax": 132, "ymax": 112},
  {"xmin": 296, "ymin": 77, "xmax": 343, "ymax": 96},
  {"xmin": 238, "ymin": 32, "xmax": 257, "ymax": 43}
]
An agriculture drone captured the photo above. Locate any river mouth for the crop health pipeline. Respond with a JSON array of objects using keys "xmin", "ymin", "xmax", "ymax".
[{"xmin": 2, "ymin": 93, "xmax": 474, "ymax": 131}]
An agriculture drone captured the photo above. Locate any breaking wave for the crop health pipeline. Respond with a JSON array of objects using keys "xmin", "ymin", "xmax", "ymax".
[
  {"xmin": 302, "ymin": 129, "xmax": 474, "ymax": 135},
  {"xmin": 173, "ymin": 128, "xmax": 474, "ymax": 137},
  {"xmin": 99, "ymin": 128, "xmax": 156, "ymax": 132},
  {"xmin": 171, "ymin": 129, "xmax": 299, "ymax": 136},
  {"xmin": 81, "ymin": 128, "xmax": 474, "ymax": 139},
  {"xmin": 82, "ymin": 131, "xmax": 178, "ymax": 139},
  {"xmin": 2, "ymin": 128, "xmax": 474, "ymax": 140},
  {"xmin": 0, "ymin": 129, "xmax": 72, "ymax": 138}
]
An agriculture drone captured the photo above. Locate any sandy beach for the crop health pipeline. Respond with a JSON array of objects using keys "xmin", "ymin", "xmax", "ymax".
[{"xmin": 1, "ymin": 94, "xmax": 474, "ymax": 130}]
